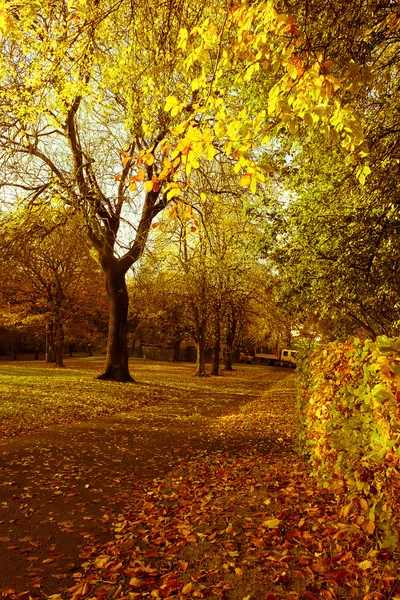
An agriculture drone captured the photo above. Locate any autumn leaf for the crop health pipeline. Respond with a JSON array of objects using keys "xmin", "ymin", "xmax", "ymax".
[
  {"xmin": 181, "ymin": 582, "xmax": 193, "ymax": 594},
  {"xmin": 263, "ymin": 518, "xmax": 280, "ymax": 528},
  {"xmin": 358, "ymin": 560, "xmax": 373, "ymax": 570},
  {"xmin": 240, "ymin": 173, "xmax": 252, "ymax": 187}
]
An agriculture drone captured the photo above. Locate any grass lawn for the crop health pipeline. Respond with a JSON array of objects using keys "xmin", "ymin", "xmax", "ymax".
[{"xmin": 0, "ymin": 357, "xmax": 283, "ymax": 439}]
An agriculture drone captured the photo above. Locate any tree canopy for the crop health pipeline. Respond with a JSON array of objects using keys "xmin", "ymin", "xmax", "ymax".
[{"xmin": 0, "ymin": 0, "xmax": 398, "ymax": 375}]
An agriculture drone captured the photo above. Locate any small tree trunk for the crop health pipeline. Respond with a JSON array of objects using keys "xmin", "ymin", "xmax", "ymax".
[
  {"xmin": 69, "ymin": 343, "xmax": 73, "ymax": 357},
  {"xmin": 172, "ymin": 340, "xmax": 180, "ymax": 362},
  {"xmin": 54, "ymin": 320, "xmax": 65, "ymax": 368},
  {"xmin": 192, "ymin": 300, "xmax": 207, "ymax": 376},
  {"xmin": 34, "ymin": 347, "xmax": 40, "ymax": 360},
  {"xmin": 98, "ymin": 266, "xmax": 133, "ymax": 382},
  {"xmin": 224, "ymin": 313, "xmax": 237, "ymax": 371},
  {"xmin": 223, "ymin": 346, "xmax": 233, "ymax": 371},
  {"xmin": 210, "ymin": 319, "xmax": 221, "ymax": 376},
  {"xmin": 87, "ymin": 343, "xmax": 93, "ymax": 357},
  {"xmin": 46, "ymin": 322, "xmax": 56, "ymax": 363},
  {"xmin": 194, "ymin": 331, "xmax": 206, "ymax": 376}
]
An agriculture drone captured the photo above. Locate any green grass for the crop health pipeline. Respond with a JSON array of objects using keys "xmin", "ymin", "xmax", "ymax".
[
  {"xmin": 0, "ymin": 357, "xmax": 292, "ymax": 439},
  {"xmin": 0, "ymin": 357, "xmax": 152, "ymax": 438}
]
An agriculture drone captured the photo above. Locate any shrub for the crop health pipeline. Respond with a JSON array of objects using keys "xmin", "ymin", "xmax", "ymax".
[{"xmin": 297, "ymin": 336, "xmax": 400, "ymax": 550}]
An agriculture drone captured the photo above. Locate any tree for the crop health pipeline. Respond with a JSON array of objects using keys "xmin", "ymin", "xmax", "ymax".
[
  {"xmin": 0, "ymin": 210, "xmax": 107, "ymax": 365},
  {"xmin": 255, "ymin": 0, "xmax": 400, "ymax": 340},
  {"xmin": 0, "ymin": 0, "xmax": 376, "ymax": 380},
  {"xmin": 127, "ymin": 265, "xmax": 189, "ymax": 361}
]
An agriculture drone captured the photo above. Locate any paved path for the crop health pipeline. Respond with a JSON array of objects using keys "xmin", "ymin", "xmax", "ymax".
[{"xmin": 0, "ymin": 367, "xmax": 295, "ymax": 598}]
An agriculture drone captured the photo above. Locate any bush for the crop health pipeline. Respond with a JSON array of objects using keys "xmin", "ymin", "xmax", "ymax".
[{"xmin": 297, "ymin": 336, "xmax": 400, "ymax": 550}]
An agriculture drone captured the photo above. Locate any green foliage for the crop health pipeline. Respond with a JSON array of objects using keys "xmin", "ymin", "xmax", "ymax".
[{"xmin": 298, "ymin": 337, "xmax": 400, "ymax": 550}]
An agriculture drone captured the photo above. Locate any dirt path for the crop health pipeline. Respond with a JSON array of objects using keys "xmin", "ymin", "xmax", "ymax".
[{"xmin": 0, "ymin": 365, "xmax": 296, "ymax": 598}]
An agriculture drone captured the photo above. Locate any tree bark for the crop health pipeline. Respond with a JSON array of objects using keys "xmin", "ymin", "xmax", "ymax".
[
  {"xmin": 87, "ymin": 343, "xmax": 93, "ymax": 357},
  {"xmin": 46, "ymin": 322, "xmax": 56, "ymax": 363},
  {"xmin": 192, "ymin": 297, "xmax": 207, "ymax": 376},
  {"xmin": 224, "ymin": 311, "xmax": 237, "ymax": 371},
  {"xmin": 210, "ymin": 320, "xmax": 221, "ymax": 376},
  {"xmin": 172, "ymin": 340, "xmax": 180, "ymax": 362},
  {"xmin": 98, "ymin": 265, "xmax": 133, "ymax": 382},
  {"xmin": 194, "ymin": 330, "xmax": 206, "ymax": 376},
  {"xmin": 54, "ymin": 319, "xmax": 65, "ymax": 367}
]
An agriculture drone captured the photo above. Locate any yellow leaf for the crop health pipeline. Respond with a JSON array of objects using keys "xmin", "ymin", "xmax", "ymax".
[
  {"xmin": 240, "ymin": 173, "xmax": 251, "ymax": 187},
  {"xmin": 177, "ymin": 27, "xmax": 188, "ymax": 50},
  {"xmin": 206, "ymin": 144, "xmax": 216, "ymax": 161},
  {"xmin": 330, "ymin": 128, "xmax": 340, "ymax": 143},
  {"xmin": 172, "ymin": 156, "xmax": 181, "ymax": 168},
  {"xmin": 182, "ymin": 582, "xmax": 193, "ymax": 594},
  {"xmin": 167, "ymin": 187, "xmax": 181, "ymax": 200},
  {"xmin": 144, "ymin": 154, "xmax": 154, "ymax": 166},
  {"xmin": 358, "ymin": 560, "xmax": 373, "ymax": 570},
  {"xmin": 363, "ymin": 165, "xmax": 371, "ymax": 176},
  {"xmin": 182, "ymin": 205, "xmax": 192, "ymax": 219},
  {"xmin": 363, "ymin": 520, "xmax": 375, "ymax": 534},
  {"xmin": 165, "ymin": 95, "xmax": 179, "ymax": 112},
  {"xmin": 129, "ymin": 576, "xmax": 141, "ymax": 586},
  {"xmin": 129, "ymin": 182, "xmax": 136, "ymax": 192},
  {"xmin": 144, "ymin": 181, "xmax": 154, "ymax": 193},
  {"xmin": 313, "ymin": 104, "xmax": 327, "ymax": 117},
  {"xmin": 263, "ymin": 518, "xmax": 280, "ymax": 528},
  {"xmin": 121, "ymin": 155, "xmax": 132, "ymax": 165},
  {"xmin": 304, "ymin": 112, "xmax": 313, "ymax": 127},
  {"xmin": 133, "ymin": 169, "xmax": 145, "ymax": 182},
  {"xmin": 250, "ymin": 177, "xmax": 257, "ymax": 194}
]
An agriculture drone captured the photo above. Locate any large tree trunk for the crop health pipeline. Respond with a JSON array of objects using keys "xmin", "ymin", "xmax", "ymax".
[
  {"xmin": 54, "ymin": 319, "xmax": 65, "ymax": 368},
  {"xmin": 98, "ymin": 266, "xmax": 133, "ymax": 382}
]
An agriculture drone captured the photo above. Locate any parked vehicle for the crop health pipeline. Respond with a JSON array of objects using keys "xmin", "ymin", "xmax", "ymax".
[
  {"xmin": 253, "ymin": 347, "xmax": 296, "ymax": 368},
  {"xmin": 239, "ymin": 351, "xmax": 253, "ymax": 364}
]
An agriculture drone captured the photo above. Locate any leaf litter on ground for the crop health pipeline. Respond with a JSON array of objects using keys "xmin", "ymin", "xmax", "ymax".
[{"xmin": 0, "ymin": 361, "xmax": 399, "ymax": 600}]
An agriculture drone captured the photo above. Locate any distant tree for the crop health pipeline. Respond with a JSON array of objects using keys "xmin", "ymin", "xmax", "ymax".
[{"xmin": 0, "ymin": 211, "xmax": 107, "ymax": 366}]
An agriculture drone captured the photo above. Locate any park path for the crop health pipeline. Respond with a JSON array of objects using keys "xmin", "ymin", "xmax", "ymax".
[{"xmin": 0, "ymin": 366, "xmax": 296, "ymax": 598}]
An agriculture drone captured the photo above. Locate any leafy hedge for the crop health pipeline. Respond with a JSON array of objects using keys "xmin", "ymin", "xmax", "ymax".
[{"xmin": 297, "ymin": 336, "xmax": 400, "ymax": 550}]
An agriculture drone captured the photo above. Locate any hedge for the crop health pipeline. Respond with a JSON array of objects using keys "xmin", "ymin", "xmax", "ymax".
[{"xmin": 297, "ymin": 336, "xmax": 400, "ymax": 551}]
